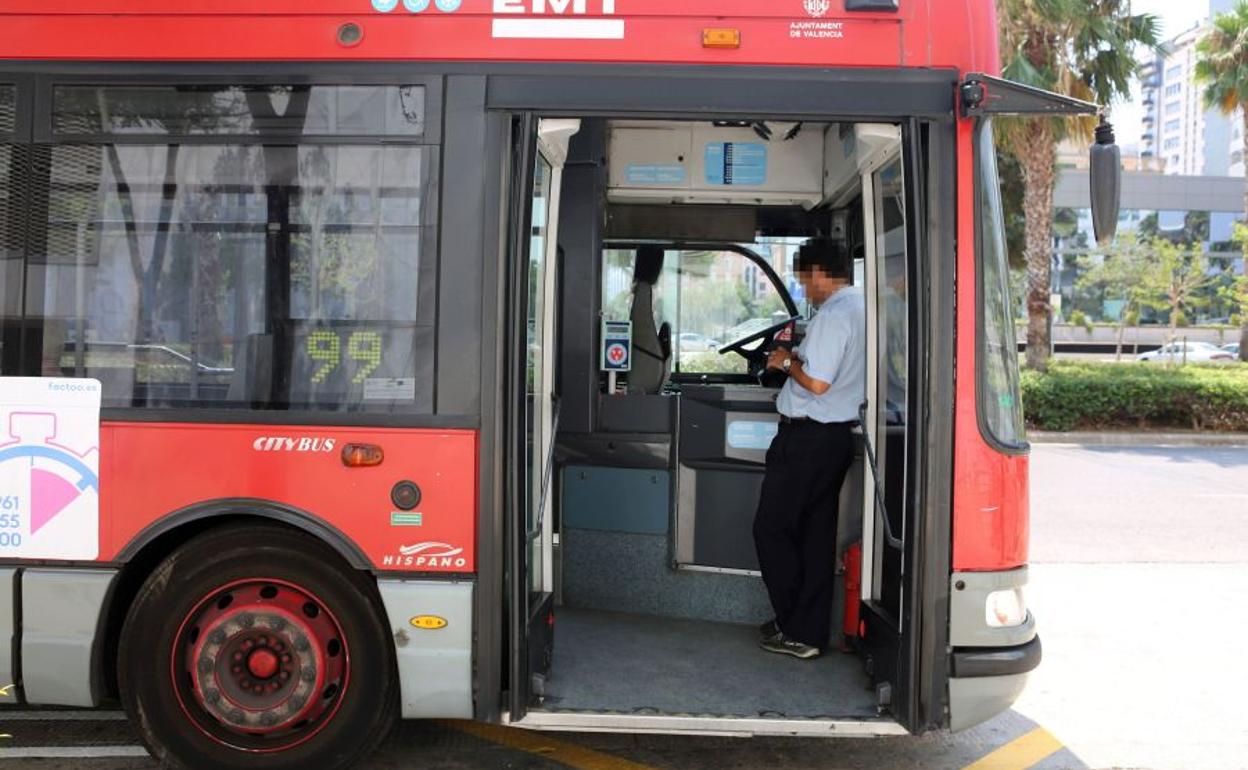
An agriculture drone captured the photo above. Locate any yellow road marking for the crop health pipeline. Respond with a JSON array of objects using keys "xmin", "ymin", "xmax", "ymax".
[
  {"xmin": 444, "ymin": 720, "xmax": 659, "ymax": 770},
  {"xmin": 961, "ymin": 727, "xmax": 1064, "ymax": 770}
]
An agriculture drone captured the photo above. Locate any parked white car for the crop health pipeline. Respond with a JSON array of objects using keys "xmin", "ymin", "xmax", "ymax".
[
  {"xmin": 678, "ymin": 332, "xmax": 721, "ymax": 352},
  {"xmin": 1222, "ymin": 342, "xmax": 1241, "ymax": 358},
  {"xmin": 1137, "ymin": 341, "xmax": 1236, "ymax": 363}
]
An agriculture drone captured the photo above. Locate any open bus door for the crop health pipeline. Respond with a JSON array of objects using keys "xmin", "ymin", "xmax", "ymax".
[
  {"xmin": 505, "ymin": 114, "xmax": 579, "ymax": 722},
  {"xmin": 855, "ymin": 120, "xmax": 934, "ymax": 731}
]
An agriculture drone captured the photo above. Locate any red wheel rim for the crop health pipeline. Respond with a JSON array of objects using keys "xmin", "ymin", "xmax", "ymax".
[{"xmin": 171, "ymin": 578, "xmax": 351, "ymax": 752}]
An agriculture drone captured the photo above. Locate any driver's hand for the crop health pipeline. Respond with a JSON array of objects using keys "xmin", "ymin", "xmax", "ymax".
[{"xmin": 766, "ymin": 349, "xmax": 792, "ymax": 372}]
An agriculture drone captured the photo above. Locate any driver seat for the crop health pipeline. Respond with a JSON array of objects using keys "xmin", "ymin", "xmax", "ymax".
[{"xmin": 628, "ymin": 246, "xmax": 671, "ymax": 394}]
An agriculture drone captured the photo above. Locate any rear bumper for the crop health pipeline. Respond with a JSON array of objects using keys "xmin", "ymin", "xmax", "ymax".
[
  {"xmin": 947, "ymin": 567, "xmax": 1038, "ymax": 732},
  {"xmin": 952, "ymin": 635, "xmax": 1042, "ymax": 678},
  {"xmin": 948, "ymin": 671, "xmax": 1032, "ymax": 733},
  {"xmin": 946, "ymin": 635, "xmax": 1041, "ymax": 731}
]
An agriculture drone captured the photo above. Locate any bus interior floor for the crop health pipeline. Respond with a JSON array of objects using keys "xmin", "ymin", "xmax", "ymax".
[{"xmin": 540, "ymin": 607, "xmax": 877, "ymax": 719}]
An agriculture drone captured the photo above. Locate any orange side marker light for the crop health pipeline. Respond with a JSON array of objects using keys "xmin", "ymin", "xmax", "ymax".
[
  {"xmin": 703, "ymin": 28, "xmax": 742, "ymax": 49},
  {"xmin": 341, "ymin": 443, "xmax": 384, "ymax": 467}
]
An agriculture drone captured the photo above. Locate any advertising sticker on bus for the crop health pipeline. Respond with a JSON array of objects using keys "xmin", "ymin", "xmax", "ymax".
[{"xmin": 0, "ymin": 378, "xmax": 101, "ymax": 560}]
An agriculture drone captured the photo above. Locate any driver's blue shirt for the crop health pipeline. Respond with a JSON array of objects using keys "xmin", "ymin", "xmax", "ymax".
[{"xmin": 776, "ymin": 285, "xmax": 866, "ymax": 424}]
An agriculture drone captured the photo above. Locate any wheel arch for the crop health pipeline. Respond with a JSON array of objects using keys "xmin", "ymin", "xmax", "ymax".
[{"xmin": 99, "ymin": 500, "xmax": 374, "ymax": 700}]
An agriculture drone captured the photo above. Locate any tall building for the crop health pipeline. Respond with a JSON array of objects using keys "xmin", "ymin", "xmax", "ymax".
[
  {"xmin": 1140, "ymin": 19, "xmax": 1234, "ymax": 177},
  {"xmin": 1138, "ymin": 0, "xmax": 1247, "ymax": 177}
]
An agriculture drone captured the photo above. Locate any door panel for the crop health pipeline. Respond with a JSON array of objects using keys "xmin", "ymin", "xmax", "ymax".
[
  {"xmin": 508, "ymin": 116, "xmax": 576, "ymax": 719},
  {"xmin": 526, "ymin": 150, "xmax": 554, "ymax": 599},
  {"xmin": 869, "ymin": 155, "xmax": 909, "ymax": 623},
  {"xmin": 506, "ymin": 113, "xmax": 539, "ymax": 721},
  {"xmin": 859, "ymin": 123, "xmax": 927, "ymax": 733}
]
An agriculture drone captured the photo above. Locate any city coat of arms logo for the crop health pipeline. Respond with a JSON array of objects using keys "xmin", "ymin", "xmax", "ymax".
[{"xmin": 804, "ymin": 0, "xmax": 831, "ymax": 17}]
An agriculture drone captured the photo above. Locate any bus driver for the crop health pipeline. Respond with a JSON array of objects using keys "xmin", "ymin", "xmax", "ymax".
[{"xmin": 754, "ymin": 238, "xmax": 866, "ymax": 660}]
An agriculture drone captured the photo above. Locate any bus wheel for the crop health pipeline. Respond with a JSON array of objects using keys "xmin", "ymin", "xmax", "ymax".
[{"xmin": 118, "ymin": 525, "xmax": 397, "ymax": 770}]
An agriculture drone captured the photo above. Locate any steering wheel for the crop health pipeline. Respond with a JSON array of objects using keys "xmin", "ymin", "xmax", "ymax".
[
  {"xmin": 715, "ymin": 316, "xmax": 800, "ymax": 380},
  {"xmin": 717, "ymin": 316, "xmax": 800, "ymax": 357}
]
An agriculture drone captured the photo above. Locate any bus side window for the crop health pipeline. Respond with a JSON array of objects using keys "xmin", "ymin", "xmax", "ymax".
[
  {"xmin": 0, "ymin": 85, "xmax": 21, "ymax": 377},
  {"xmin": 20, "ymin": 84, "xmax": 440, "ymax": 414}
]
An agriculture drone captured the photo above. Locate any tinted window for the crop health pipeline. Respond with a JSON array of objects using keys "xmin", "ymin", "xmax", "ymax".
[
  {"xmin": 873, "ymin": 157, "xmax": 908, "ymax": 425},
  {"xmin": 1, "ymin": 143, "xmax": 21, "ymax": 349},
  {"xmin": 977, "ymin": 121, "xmax": 1026, "ymax": 449},
  {"xmin": 53, "ymin": 85, "xmax": 426, "ymax": 137},
  {"xmin": 24, "ymin": 84, "xmax": 438, "ymax": 414},
  {"xmin": 0, "ymin": 86, "xmax": 14, "ymax": 134},
  {"xmin": 1, "ymin": 84, "xmax": 23, "ymax": 372}
]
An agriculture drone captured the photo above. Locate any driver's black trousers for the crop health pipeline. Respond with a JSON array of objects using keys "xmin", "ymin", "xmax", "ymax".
[{"xmin": 753, "ymin": 418, "xmax": 856, "ymax": 649}]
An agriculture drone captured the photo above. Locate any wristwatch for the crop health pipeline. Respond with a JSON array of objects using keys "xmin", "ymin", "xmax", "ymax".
[{"xmin": 781, "ymin": 356, "xmax": 792, "ymax": 373}]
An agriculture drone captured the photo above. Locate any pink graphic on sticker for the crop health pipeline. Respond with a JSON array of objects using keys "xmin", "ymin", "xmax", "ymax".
[{"xmin": 30, "ymin": 467, "xmax": 82, "ymax": 534}]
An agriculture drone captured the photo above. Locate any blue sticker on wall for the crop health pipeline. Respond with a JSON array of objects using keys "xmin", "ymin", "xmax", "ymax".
[
  {"xmin": 372, "ymin": 0, "xmax": 400, "ymax": 11},
  {"xmin": 705, "ymin": 142, "xmax": 768, "ymax": 186},
  {"xmin": 727, "ymin": 420, "xmax": 779, "ymax": 451},
  {"xmin": 435, "ymin": 0, "xmax": 462, "ymax": 10},
  {"xmin": 402, "ymin": 0, "xmax": 431, "ymax": 11},
  {"xmin": 625, "ymin": 164, "xmax": 686, "ymax": 185}
]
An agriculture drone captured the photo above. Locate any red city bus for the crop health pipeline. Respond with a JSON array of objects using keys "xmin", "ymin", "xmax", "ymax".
[{"xmin": 0, "ymin": 2, "xmax": 1117, "ymax": 768}]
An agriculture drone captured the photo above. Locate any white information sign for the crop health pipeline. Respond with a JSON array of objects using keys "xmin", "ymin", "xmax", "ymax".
[
  {"xmin": 0, "ymin": 378, "xmax": 102, "ymax": 560},
  {"xmin": 363, "ymin": 377, "xmax": 418, "ymax": 401}
]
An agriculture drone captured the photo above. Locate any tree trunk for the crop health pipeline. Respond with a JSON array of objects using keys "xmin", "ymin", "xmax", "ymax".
[
  {"xmin": 1019, "ymin": 121, "xmax": 1058, "ymax": 371},
  {"xmin": 139, "ymin": 143, "xmax": 181, "ymax": 342},
  {"xmin": 1240, "ymin": 108, "xmax": 1248, "ymax": 361},
  {"xmin": 103, "ymin": 144, "xmax": 144, "ymax": 285}
]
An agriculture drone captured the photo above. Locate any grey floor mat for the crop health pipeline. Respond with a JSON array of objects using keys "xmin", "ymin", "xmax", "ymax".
[
  {"xmin": 561, "ymin": 528, "xmax": 774, "ymax": 624},
  {"xmin": 542, "ymin": 608, "xmax": 877, "ymax": 719}
]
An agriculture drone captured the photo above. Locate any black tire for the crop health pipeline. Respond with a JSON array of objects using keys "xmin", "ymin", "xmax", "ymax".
[{"xmin": 118, "ymin": 524, "xmax": 398, "ymax": 770}]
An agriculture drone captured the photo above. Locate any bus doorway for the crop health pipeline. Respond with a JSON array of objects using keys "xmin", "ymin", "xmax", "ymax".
[{"xmin": 506, "ymin": 115, "xmax": 928, "ymax": 736}]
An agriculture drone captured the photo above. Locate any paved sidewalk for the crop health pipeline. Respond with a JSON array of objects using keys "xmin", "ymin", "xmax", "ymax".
[{"xmin": 1029, "ymin": 431, "xmax": 1248, "ymax": 447}]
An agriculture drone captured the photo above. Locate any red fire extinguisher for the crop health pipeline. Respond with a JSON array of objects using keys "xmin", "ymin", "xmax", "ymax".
[{"xmin": 842, "ymin": 541, "xmax": 863, "ymax": 650}]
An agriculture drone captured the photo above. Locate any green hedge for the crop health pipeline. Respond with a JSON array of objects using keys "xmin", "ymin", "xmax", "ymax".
[{"xmin": 1020, "ymin": 362, "xmax": 1248, "ymax": 432}]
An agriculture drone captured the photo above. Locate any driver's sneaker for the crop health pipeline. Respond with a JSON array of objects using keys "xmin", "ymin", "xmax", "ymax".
[
  {"xmin": 759, "ymin": 633, "xmax": 820, "ymax": 660},
  {"xmin": 759, "ymin": 619, "xmax": 781, "ymax": 642}
]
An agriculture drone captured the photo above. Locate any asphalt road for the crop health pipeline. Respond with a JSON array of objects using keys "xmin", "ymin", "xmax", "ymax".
[
  {"xmin": 1013, "ymin": 443, "xmax": 1248, "ymax": 770},
  {"xmin": 2, "ymin": 442, "xmax": 1245, "ymax": 770}
]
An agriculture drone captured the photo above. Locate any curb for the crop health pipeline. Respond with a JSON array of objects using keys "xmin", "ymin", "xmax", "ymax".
[{"xmin": 1029, "ymin": 431, "xmax": 1248, "ymax": 447}]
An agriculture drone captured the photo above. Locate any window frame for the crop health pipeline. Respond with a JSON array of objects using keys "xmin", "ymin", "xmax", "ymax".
[
  {"xmin": 972, "ymin": 118, "xmax": 1029, "ymax": 455},
  {"xmin": 5, "ymin": 73, "xmax": 446, "ymax": 420}
]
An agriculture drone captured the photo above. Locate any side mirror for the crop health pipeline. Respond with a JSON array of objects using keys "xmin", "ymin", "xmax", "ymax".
[{"xmin": 1090, "ymin": 116, "xmax": 1122, "ymax": 246}]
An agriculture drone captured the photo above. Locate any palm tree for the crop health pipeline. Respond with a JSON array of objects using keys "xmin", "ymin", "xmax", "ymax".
[
  {"xmin": 1196, "ymin": 1, "xmax": 1248, "ymax": 362},
  {"xmin": 997, "ymin": 0, "xmax": 1160, "ymax": 370}
]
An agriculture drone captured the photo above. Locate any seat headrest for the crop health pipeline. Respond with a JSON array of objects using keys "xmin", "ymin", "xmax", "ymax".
[{"xmin": 634, "ymin": 245, "xmax": 665, "ymax": 287}]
